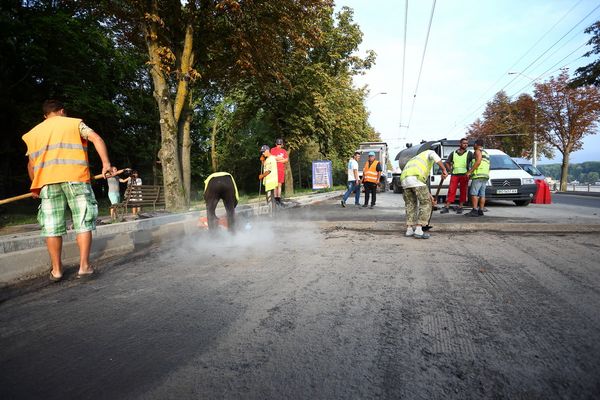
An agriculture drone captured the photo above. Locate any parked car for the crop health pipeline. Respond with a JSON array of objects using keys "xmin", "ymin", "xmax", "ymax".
[{"xmin": 512, "ymin": 158, "xmax": 546, "ymax": 182}]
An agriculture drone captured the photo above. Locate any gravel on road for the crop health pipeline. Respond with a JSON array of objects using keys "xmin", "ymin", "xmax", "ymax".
[{"xmin": 1, "ymin": 218, "xmax": 599, "ymax": 399}]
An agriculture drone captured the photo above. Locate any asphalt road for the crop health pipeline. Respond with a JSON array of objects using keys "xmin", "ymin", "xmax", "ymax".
[
  {"xmin": 552, "ymin": 193, "xmax": 600, "ymax": 208},
  {"xmin": 1, "ymin": 197, "xmax": 600, "ymax": 399}
]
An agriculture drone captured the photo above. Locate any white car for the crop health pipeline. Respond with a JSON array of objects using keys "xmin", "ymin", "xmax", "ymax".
[{"xmin": 430, "ymin": 149, "xmax": 537, "ymax": 206}]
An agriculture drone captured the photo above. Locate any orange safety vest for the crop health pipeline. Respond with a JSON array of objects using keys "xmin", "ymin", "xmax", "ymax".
[
  {"xmin": 363, "ymin": 160, "xmax": 380, "ymax": 184},
  {"xmin": 22, "ymin": 116, "xmax": 91, "ymax": 190}
]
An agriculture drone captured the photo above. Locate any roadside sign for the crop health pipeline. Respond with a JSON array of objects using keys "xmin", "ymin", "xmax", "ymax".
[{"xmin": 312, "ymin": 160, "xmax": 332, "ymax": 190}]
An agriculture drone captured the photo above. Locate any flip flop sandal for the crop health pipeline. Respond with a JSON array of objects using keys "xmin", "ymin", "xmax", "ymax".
[
  {"xmin": 76, "ymin": 269, "xmax": 96, "ymax": 280},
  {"xmin": 49, "ymin": 273, "xmax": 63, "ymax": 282},
  {"xmin": 414, "ymin": 233, "xmax": 431, "ymax": 239}
]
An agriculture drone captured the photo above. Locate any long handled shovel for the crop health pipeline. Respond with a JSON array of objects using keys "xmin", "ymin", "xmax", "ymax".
[
  {"xmin": 422, "ymin": 174, "xmax": 447, "ymax": 232},
  {"xmin": 0, "ymin": 169, "xmax": 129, "ymax": 206}
]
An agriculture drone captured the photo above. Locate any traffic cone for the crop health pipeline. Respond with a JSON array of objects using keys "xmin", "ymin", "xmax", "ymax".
[{"xmin": 542, "ymin": 180, "xmax": 552, "ymax": 204}]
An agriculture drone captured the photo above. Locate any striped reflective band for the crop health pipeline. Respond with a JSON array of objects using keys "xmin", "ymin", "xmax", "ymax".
[
  {"xmin": 29, "ymin": 143, "xmax": 88, "ymax": 160},
  {"xmin": 33, "ymin": 159, "xmax": 89, "ymax": 171}
]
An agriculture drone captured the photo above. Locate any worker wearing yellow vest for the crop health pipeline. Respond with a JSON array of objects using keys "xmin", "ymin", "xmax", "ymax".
[
  {"xmin": 400, "ymin": 150, "xmax": 448, "ymax": 239},
  {"xmin": 466, "ymin": 138, "xmax": 490, "ymax": 217},
  {"xmin": 362, "ymin": 151, "xmax": 382, "ymax": 209},
  {"xmin": 259, "ymin": 145, "xmax": 279, "ymax": 211},
  {"xmin": 441, "ymin": 138, "xmax": 473, "ymax": 214},
  {"xmin": 21, "ymin": 100, "xmax": 113, "ymax": 281},
  {"xmin": 203, "ymin": 172, "xmax": 239, "ymax": 232}
]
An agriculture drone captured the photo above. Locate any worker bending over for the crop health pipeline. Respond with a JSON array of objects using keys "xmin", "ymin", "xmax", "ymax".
[
  {"xmin": 400, "ymin": 150, "xmax": 448, "ymax": 239},
  {"xmin": 204, "ymin": 172, "xmax": 239, "ymax": 232}
]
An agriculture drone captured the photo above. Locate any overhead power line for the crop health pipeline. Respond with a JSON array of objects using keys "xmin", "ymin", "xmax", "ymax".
[
  {"xmin": 399, "ymin": 0, "xmax": 409, "ymax": 128},
  {"xmin": 447, "ymin": 2, "xmax": 600, "ymax": 136},
  {"xmin": 452, "ymin": 0, "xmax": 585, "ymax": 130},
  {"xmin": 405, "ymin": 0, "xmax": 436, "ymax": 131},
  {"xmin": 510, "ymin": 40, "xmax": 590, "ymax": 96}
]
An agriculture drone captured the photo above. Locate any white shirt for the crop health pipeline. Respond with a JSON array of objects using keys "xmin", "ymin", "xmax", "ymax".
[
  {"xmin": 347, "ymin": 159, "xmax": 359, "ymax": 181},
  {"xmin": 401, "ymin": 150, "xmax": 441, "ymax": 189}
]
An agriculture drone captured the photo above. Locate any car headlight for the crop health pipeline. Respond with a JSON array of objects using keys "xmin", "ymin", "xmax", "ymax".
[{"xmin": 522, "ymin": 178, "xmax": 535, "ymax": 185}]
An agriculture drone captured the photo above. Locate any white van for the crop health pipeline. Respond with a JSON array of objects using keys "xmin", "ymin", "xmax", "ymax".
[{"xmin": 430, "ymin": 148, "xmax": 537, "ymax": 206}]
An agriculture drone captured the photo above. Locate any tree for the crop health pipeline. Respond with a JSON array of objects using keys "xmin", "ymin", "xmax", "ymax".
[
  {"xmin": 467, "ymin": 91, "xmax": 553, "ymax": 158},
  {"xmin": 571, "ymin": 21, "xmax": 600, "ymax": 87},
  {"xmin": 534, "ymin": 70, "xmax": 600, "ymax": 191},
  {"xmin": 0, "ymin": 1, "xmax": 156, "ymax": 198},
  {"xmin": 90, "ymin": 0, "xmax": 333, "ymax": 208}
]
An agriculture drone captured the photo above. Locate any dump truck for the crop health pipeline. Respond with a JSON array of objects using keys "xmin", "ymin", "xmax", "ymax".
[{"xmin": 356, "ymin": 142, "xmax": 389, "ymax": 192}]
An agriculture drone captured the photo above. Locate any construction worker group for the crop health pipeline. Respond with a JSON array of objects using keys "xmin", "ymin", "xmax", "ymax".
[
  {"xmin": 22, "ymin": 98, "xmax": 490, "ymax": 282},
  {"xmin": 340, "ymin": 138, "xmax": 489, "ymax": 239}
]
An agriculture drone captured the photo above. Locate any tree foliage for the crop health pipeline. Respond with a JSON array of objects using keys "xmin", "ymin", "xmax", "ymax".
[
  {"xmin": 1, "ymin": 1, "xmax": 377, "ymax": 206},
  {"xmin": 571, "ymin": 21, "xmax": 600, "ymax": 87},
  {"xmin": 534, "ymin": 70, "xmax": 600, "ymax": 191},
  {"xmin": 466, "ymin": 91, "xmax": 551, "ymax": 158}
]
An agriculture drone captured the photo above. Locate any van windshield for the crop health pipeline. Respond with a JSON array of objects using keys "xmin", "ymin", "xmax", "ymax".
[
  {"xmin": 490, "ymin": 154, "xmax": 521, "ymax": 170},
  {"xmin": 519, "ymin": 164, "xmax": 543, "ymax": 176}
]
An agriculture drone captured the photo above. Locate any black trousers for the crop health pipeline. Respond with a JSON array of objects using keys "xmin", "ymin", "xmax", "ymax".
[
  {"xmin": 204, "ymin": 175, "xmax": 238, "ymax": 232},
  {"xmin": 364, "ymin": 182, "xmax": 377, "ymax": 206}
]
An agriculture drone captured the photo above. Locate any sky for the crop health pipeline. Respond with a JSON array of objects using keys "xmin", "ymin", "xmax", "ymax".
[{"xmin": 334, "ymin": 0, "xmax": 600, "ymax": 166}]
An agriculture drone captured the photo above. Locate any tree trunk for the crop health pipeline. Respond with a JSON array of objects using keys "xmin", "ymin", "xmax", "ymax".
[
  {"xmin": 559, "ymin": 152, "xmax": 569, "ymax": 192},
  {"xmin": 181, "ymin": 94, "xmax": 192, "ymax": 204},
  {"xmin": 211, "ymin": 112, "xmax": 220, "ymax": 173},
  {"xmin": 144, "ymin": 21, "xmax": 185, "ymax": 210},
  {"xmin": 284, "ymin": 149, "xmax": 294, "ymax": 195}
]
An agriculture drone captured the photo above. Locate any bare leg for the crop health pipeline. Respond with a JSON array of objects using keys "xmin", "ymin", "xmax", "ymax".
[
  {"xmin": 471, "ymin": 195, "xmax": 478, "ymax": 209},
  {"xmin": 479, "ymin": 197, "xmax": 486, "ymax": 210},
  {"xmin": 76, "ymin": 231, "xmax": 93, "ymax": 274},
  {"xmin": 46, "ymin": 236, "xmax": 63, "ymax": 277}
]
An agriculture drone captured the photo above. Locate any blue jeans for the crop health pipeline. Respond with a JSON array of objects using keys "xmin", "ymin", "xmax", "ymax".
[{"xmin": 343, "ymin": 181, "xmax": 361, "ymax": 204}]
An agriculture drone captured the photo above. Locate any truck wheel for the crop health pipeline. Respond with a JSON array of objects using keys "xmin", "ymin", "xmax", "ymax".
[
  {"xmin": 380, "ymin": 181, "xmax": 387, "ymax": 192},
  {"xmin": 393, "ymin": 181, "xmax": 402, "ymax": 193},
  {"xmin": 514, "ymin": 200, "xmax": 530, "ymax": 206}
]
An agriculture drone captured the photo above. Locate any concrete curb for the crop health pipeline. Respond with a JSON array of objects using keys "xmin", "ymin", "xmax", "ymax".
[
  {"xmin": 556, "ymin": 191, "xmax": 600, "ymax": 198},
  {"xmin": 0, "ymin": 190, "xmax": 343, "ymax": 285},
  {"xmin": 324, "ymin": 221, "xmax": 600, "ymax": 234}
]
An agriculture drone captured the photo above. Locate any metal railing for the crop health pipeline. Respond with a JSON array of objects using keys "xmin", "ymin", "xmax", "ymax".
[{"xmin": 552, "ymin": 183, "xmax": 600, "ymax": 193}]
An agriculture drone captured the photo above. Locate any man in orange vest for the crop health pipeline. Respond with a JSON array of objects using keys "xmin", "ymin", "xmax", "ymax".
[
  {"xmin": 22, "ymin": 100, "xmax": 113, "ymax": 282},
  {"xmin": 362, "ymin": 151, "xmax": 382, "ymax": 209}
]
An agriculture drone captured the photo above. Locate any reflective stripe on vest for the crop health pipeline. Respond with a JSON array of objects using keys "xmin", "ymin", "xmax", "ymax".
[
  {"xmin": 22, "ymin": 116, "xmax": 90, "ymax": 190},
  {"xmin": 452, "ymin": 150, "xmax": 469, "ymax": 174},
  {"xmin": 400, "ymin": 151, "xmax": 434, "ymax": 183},
  {"xmin": 204, "ymin": 172, "xmax": 239, "ymax": 201},
  {"xmin": 471, "ymin": 150, "xmax": 490, "ymax": 180},
  {"xmin": 363, "ymin": 160, "xmax": 380, "ymax": 184}
]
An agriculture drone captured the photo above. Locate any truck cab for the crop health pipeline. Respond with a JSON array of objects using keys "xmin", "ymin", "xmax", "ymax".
[{"xmin": 356, "ymin": 142, "xmax": 389, "ymax": 192}]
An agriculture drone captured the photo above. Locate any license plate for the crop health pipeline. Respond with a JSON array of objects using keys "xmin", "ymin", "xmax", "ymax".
[{"xmin": 496, "ymin": 189, "xmax": 518, "ymax": 194}]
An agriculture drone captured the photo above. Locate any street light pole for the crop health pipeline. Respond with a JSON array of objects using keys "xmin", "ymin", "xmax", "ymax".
[
  {"xmin": 508, "ymin": 72, "xmax": 538, "ymax": 167},
  {"xmin": 367, "ymin": 91, "xmax": 388, "ymax": 101}
]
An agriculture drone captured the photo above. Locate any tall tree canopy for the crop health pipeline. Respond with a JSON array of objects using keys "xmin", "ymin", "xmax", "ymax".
[
  {"xmin": 571, "ymin": 21, "xmax": 600, "ymax": 88},
  {"xmin": 534, "ymin": 70, "xmax": 600, "ymax": 191}
]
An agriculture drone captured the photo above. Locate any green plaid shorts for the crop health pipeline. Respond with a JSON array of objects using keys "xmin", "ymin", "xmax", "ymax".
[{"xmin": 37, "ymin": 182, "xmax": 98, "ymax": 237}]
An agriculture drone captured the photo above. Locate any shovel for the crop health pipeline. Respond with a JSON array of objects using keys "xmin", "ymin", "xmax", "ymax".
[
  {"xmin": 0, "ymin": 168, "xmax": 130, "ymax": 205},
  {"xmin": 422, "ymin": 174, "xmax": 447, "ymax": 232}
]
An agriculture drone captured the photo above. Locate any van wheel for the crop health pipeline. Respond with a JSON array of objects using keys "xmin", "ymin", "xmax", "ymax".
[{"xmin": 514, "ymin": 200, "xmax": 530, "ymax": 206}]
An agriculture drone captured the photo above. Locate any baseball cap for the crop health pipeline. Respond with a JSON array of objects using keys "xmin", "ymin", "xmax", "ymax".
[
  {"xmin": 260, "ymin": 145, "xmax": 270, "ymax": 153},
  {"xmin": 368, "ymin": 151, "xmax": 376, "ymax": 156},
  {"xmin": 275, "ymin": 138, "xmax": 284, "ymax": 145}
]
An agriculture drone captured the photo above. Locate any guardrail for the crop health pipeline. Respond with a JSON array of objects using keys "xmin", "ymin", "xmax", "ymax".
[{"xmin": 552, "ymin": 183, "xmax": 600, "ymax": 193}]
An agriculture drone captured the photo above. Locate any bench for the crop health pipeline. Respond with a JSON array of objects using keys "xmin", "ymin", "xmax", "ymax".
[{"xmin": 112, "ymin": 185, "xmax": 166, "ymax": 220}]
